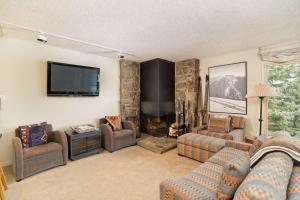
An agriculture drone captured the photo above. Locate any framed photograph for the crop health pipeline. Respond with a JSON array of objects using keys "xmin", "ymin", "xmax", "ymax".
[{"xmin": 208, "ymin": 62, "xmax": 247, "ymax": 115}]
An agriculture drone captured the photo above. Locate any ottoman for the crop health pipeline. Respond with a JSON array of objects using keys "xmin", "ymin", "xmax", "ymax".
[{"xmin": 177, "ymin": 133, "xmax": 225, "ymax": 162}]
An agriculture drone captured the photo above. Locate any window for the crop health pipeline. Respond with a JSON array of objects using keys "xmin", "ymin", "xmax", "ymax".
[{"xmin": 267, "ymin": 62, "xmax": 300, "ymax": 138}]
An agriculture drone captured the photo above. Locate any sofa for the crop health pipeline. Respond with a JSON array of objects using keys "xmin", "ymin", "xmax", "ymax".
[
  {"xmin": 99, "ymin": 118, "xmax": 136, "ymax": 152},
  {"xmin": 161, "ymin": 134, "xmax": 300, "ymax": 200},
  {"xmin": 12, "ymin": 124, "xmax": 68, "ymax": 181}
]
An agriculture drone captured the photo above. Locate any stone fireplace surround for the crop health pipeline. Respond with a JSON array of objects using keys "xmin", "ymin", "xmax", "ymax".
[{"xmin": 119, "ymin": 58, "xmax": 200, "ymax": 137}]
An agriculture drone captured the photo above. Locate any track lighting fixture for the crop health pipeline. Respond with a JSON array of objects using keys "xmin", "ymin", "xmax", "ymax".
[{"xmin": 36, "ymin": 32, "xmax": 47, "ymax": 43}]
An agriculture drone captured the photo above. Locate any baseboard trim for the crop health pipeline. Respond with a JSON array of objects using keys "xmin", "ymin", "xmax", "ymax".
[{"xmin": 1, "ymin": 160, "xmax": 12, "ymax": 167}]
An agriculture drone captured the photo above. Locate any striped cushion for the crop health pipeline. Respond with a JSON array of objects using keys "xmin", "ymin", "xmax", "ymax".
[
  {"xmin": 199, "ymin": 130, "xmax": 233, "ymax": 140},
  {"xmin": 218, "ymin": 154, "xmax": 250, "ymax": 200},
  {"xmin": 287, "ymin": 166, "xmax": 300, "ymax": 200},
  {"xmin": 225, "ymin": 140, "xmax": 252, "ymax": 152},
  {"xmin": 177, "ymin": 143, "xmax": 215, "ymax": 162},
  {"xmin": 160, "ymin": 162, "xmax": 223, "ymax": 200},
  {"xmin": 177, "ymin": 133, "xmax": 225, "ymax": 153},
  {"xmin": 248, "ymin": 139, "xmax": 263, "ymax": 157},
  {"xmin": 208, "ymin": 147, "xmax": 249, "ymax": 167},
  {"xmin": 208, "ymin": 116, "xmax": 231, "ymax": 133},
  {"xmin": 231, "ymin": 116, "xmax": 245, "ymax": 129},
  {"xmin": 234, "ymin": 152, "xmax": 293, "ymax": 200}
]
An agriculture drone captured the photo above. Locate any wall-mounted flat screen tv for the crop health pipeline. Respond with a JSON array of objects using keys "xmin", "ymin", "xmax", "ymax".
[{"xmin": 47, "ymin": 61, "xmax": 100, "ymax": 96}]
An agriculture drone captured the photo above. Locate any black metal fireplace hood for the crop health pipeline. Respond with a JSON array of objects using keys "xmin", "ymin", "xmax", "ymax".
[
  {"xmin": 141, "ymin": 101, "xmax": 175, "ymax": 116},
  {"xmin": 140, "ymin": 58, "xmax": 175, "ymax": 117}
]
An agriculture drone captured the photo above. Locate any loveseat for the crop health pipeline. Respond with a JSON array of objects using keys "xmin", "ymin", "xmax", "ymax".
[{"xmin": 160, "ymin": 134, "xmax": 300, "ymax": 200}]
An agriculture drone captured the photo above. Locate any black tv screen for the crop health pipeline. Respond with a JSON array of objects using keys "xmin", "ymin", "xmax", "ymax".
[{"xmin": 47, "ymin": 61, "xmax": 100, "ymax": 96}]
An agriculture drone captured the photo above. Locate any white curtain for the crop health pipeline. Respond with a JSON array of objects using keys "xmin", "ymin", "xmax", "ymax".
[{"xmin": 259, "ymin": 41, "xmax": 300, "ymax": 63}]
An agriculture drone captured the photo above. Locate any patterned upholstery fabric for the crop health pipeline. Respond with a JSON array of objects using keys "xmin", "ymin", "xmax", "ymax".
[
  {"xmin": 248, "ymin": 139, "xmax": 263, "ymax": 157},
  {"xmin": 160, "ymin": 162, "xmax": 223, "ymax": 200},
  {"xmin": 287, "ymin": 165, "xmax": 300, "ymax": 200},
  {"xmin": 218, "ymin": 153, "xmax": 250, "ymax": 200},
  {"xmin": 234, "ymin": 152, "xmax": 293, "ymax": 200},
  {"xmin": 28, "ymin": 124, "xmax": 48, "ymax": 147},
  {"xmin": 225, "ymin": 140, "xmax": 252, "ymax": 152},
  {"xmin": 178, "ymin": 143, "xmax": 215, "ymax": 162},
  {"xmin": 18, "ymin": 122, "xmax": 48, "ymax": 148},
  {"xmin": 230, "ymin": 116, "xmax": 245, "ymax": 129},
  {"xmin": 198, "ymin": 130, "xmax": 233, "ymax": 140},
  {"xmin": 177, "ymin": 133, "xmax": 225, "ymax": 153},
  {"xmin": 208, "ymin": 147, "xmax": 249, "ymax": 167},
  {"xmin": 105, "ymin": 116, "xmax": 122, "ymax": 131},
  {"xmin": 208, "ymin": 116, "xmax": 231, "ymax": 133}
]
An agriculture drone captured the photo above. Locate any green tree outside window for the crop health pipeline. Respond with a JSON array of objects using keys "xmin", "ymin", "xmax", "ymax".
[{"xmin": 268, "ymin": 62, "xmax": 300, "ymax": 138}]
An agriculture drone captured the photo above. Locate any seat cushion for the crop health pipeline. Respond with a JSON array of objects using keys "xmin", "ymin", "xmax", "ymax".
[
  {"xmin": 199, "ymin": 130, "xmax": 234, "ymax": 140},
  {"xmin": 23, "ymin": 142, "xmax": 62, "ymax": 160},
  {"xmin": 287, "ymin": 166, "xmax": 300, "ymax": 200},
  {"xmin": 177, "ymin": 133, "xmax": 225, "ymax": 153},
  {"xmin": 114, "ymin": 129, "xmax": 133, "ymax": 139},
  {"xmin": 208, "ymin": 147, "xmax": 249, "ymax": 167},
  {"xmin": 234, "ymin": 152, "xmax": 293, "ymax": 200},
  {"xmin": 160, "ymin": 162, "xmax": 223, "ymax": 200}
]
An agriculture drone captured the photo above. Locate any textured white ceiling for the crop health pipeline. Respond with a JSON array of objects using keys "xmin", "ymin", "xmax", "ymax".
[{"xmin": 1, "ymin": 0, "xmax": 300, "ymax": 61}]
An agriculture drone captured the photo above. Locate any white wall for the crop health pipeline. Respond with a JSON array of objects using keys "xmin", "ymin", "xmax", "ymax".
[
  {"xmin": 0, "ymin": 37, "xmax": 120, "ymax": 166},
  {"xmin": 200, "ymin": 48, "xmax": 266, "ymax": 138}
]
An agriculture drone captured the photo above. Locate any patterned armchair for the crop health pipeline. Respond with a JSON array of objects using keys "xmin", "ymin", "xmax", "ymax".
[{"xmin": 194, "ymin": 115, "xmax": 245, "ymax": 142}]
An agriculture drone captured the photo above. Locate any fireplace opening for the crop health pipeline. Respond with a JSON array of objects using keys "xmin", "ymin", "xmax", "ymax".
[
  {"xmin": 147, "ymin": 116, "xmax": 166, "ymax": 131},
  {"xmin": 140, "ymin": 114, "xmax": 174, "ymax": 137}
]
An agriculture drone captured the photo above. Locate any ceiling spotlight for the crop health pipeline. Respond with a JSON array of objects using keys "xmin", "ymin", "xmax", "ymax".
[
  {"xmin": 37, "ymin": 32, "xmax": 47, "ymax": 43},
  {"xmin": 118, "ymin": 51, "xmax": 125, "ymax": 59}
]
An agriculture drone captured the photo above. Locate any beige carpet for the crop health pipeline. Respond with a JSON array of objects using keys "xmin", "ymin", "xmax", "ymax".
[{"xmin": 4, "ymin": 146, "xmax": 199, "ymax": 200}]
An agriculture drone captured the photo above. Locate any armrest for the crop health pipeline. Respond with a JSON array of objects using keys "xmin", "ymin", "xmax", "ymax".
[
  {"xmin": 199, "ymin": 130, "xmax": 233, "ymax": 140},
  {"xmin": 12, "ymin": 137, "xmax": 24, "ymax": 181},
  {"xmin": 100, "ymin": 124, "xmax": 115, "ymax": 152},
  {"xmin": 225, "ymin": 140, "xmax": 252, "ymax": 152},
  {"xmin": 123, "ymin": 120, "xmax": 136, "ymax": 143},
  {"xmin": 49, "ymin": 131, "xmax": 68, "ymax": 164},
  {"xmin": 229, "ymin": 129, "xmax": 245, "ymax": 142}
]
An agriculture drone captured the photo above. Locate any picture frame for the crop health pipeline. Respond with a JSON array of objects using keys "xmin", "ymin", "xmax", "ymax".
[{"xmin": 208, "ymin": 61, "xmax": 247, "ymax": 115}]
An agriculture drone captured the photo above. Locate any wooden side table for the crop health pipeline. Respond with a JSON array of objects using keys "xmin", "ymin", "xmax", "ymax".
[
  {"xmin": 66, "ymin": 130, "xmax": 101, "ymax": 161},
  {"xmin": 0, "ymin": 165, "xmax": 7, "ymax": 200}
]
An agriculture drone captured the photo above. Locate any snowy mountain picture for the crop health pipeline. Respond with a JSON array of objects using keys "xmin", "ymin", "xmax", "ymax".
[{"xmin": 208, "ymin": 62, "xmax": 247, "ymax": 114}]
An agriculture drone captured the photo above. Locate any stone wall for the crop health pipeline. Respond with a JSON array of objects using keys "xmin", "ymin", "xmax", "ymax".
[
  {"xmin": 175, "ymin": 58, "xmax": 200, "ymax": 128},
  {"xmin": 119, "ymin": 59, "xmax": 140, "ymax": 137}
]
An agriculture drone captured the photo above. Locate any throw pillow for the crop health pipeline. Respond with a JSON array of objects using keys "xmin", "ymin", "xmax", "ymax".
[
  {"xmin": 248, "ymin": 138, "xmax": 263, "ymax": 157},
  {"xmin": 208, "ymin": 115, "xmax": 231, "ymax": 133},
  {"xmin": 29, "ymin": 123, "xmax": 48, "ymax": 147},
  {"xmin": 230, "ymin": 116, "xmax": 245, "ymax": 129},
  {"xmin": 19, "ymin": 122, "xmax": 48, "ymax": 148},
  {"xmin": 19, "ymin": 126, "xmax": 30, "ymax": 148},
  {"xmin": 105, "ymin": 116, "xmax": 122, "ymax": 131},
  {"xmin": 217, "ymin": 154, "xmax": 250, "ymax": 200}
]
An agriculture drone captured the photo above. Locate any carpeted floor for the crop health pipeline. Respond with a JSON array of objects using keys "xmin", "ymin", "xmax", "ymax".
[{"xmin": 4, "ymin": 146, "xmax": 199, "ymax": 200}]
